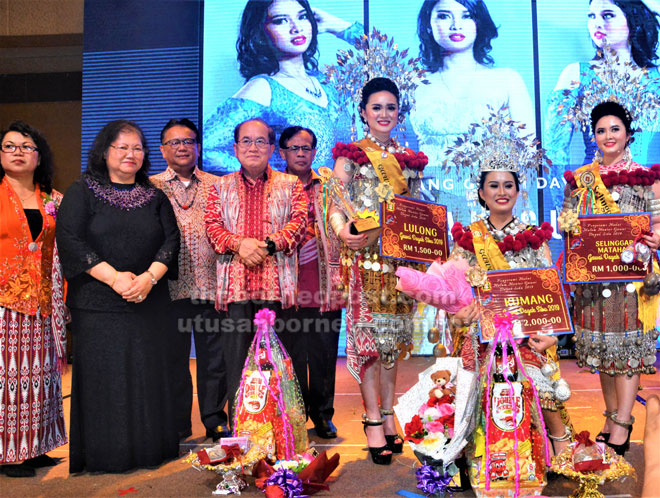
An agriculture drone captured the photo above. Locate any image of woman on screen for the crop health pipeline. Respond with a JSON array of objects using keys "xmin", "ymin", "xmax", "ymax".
[
  {"xmin": 544, "ymin": 0, "xmax": 660, "ymax": 209},
  {"xmin": 204, "ymin": 0, "xmax": 361, "ymax": 174},
  {"xmin": 411, "ymin": 0, "xmax": 535, "ymax": 225}
]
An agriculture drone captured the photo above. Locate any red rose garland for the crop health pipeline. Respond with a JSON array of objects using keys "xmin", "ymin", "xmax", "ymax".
[
  {"xmin": 564, "ymin": 164, "xmax": 660, "ymax": 189},
  {"xmin": 451, "ymin": 222, "xmax": 553, "ymax": 255},
  {"xmin": 332, "ymin": 142, "xmax": 428, "ymax": 172}
]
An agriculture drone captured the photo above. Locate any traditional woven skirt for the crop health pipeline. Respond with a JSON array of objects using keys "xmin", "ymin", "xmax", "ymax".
[{"xmin": 0, "ymin": 306, "xmax": 67, "ymax": 463}]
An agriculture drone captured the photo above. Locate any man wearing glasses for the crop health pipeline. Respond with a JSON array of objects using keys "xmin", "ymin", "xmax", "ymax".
[
  {"xmin": 205, "ymin": 118, "xmax": 307, "ymax": 422},
  {"xmin": 277, "ymin": 126, "xmax": 344, "ymax": 439},
  {"xmin": 151, "ymin": 119, "xmax": 230, "ymax": 442}
]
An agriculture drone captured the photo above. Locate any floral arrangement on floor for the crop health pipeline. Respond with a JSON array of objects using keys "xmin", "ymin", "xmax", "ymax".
[{"xmin": 394, "ymin": 357, "xmax": 478, "ymax": 496}]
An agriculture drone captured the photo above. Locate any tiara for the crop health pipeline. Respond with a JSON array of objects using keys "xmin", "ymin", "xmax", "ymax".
[
  {"xmin": 558, "ymin": 43, "xmax": 660, "ymax": 132},
  {"xmin": 443, "ymin": 105, "xmax": 550, "ymax": 191},
  {"xmin": 323, "ymin": 28, "xmax": 429, "ymax": 139}
]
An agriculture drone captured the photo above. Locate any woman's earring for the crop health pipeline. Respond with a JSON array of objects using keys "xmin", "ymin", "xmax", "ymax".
[
  {"xmin": 593, "ymin": 149, "xmax": 602, "ymax": 163},
  {"xmin": 622, "ymin": 146, "xmax": 632, "ymax": 164}
]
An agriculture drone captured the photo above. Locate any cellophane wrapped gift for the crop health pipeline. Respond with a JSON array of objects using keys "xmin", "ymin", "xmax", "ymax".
[
  {"xmin": 571, "ymin": 431, "xmax": 610, "ymax": 473},
  {"xmin": 233, "ymin": 309, "xmax": 308, "ymax": 461},
  {"xmin": 467, "ymin": 313, "xmax": 550, "ymax": 498}
]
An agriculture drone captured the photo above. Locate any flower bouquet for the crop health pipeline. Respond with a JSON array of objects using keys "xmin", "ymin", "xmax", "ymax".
[
  {"xmin": 253, "ymin": 449, "xmax": 340, "ymax": 498},
  {"xmin": 394, "ymin": 357, "xmax": 479, "ymax": 496}
]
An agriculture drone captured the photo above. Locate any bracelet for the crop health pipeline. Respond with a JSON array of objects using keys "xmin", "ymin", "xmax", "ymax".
[
  {"xmin": 110, "ymin": 271, "xmax": 118, "ymax": 289},
  {"xmin": 329, "ymin": 212, "xmax": 347, "ymax": 236},
  {"xmin": 146, "ymin": 270, "xmax": 157, "ymax": 285}
]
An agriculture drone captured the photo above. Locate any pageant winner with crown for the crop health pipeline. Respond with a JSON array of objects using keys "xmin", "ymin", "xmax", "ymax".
[{"xmin": 445, "ymin": 107, "xmax": 575, "ymax": 458}]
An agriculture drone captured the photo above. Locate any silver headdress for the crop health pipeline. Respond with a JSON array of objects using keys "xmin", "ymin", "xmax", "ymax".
[
  {"xmin": 323, "ymin": 28, "xmax": 429, "ymax": 139},
  {"xmin": 558, "ymin": 43, "xmax": 660, "ymax": 132},
  {"xmin": 443, "ymin": 105, "xmax": 550, "ymax": 207}
]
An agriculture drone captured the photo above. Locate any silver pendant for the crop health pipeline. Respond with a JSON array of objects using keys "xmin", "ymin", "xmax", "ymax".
[
  {"xmin": 626, "ymin": 283, "xmax": 636, "ymax": 293},
  {"xmin": 28, "ymin": 242, "xmax": 38, "ymax": 252},
  {"xmin": 612, "ymin": 191, "xmax": 620, "ymax": 202},
  {"xmin": 372, "ymin": 262, "xmax": 381, "ymax": 272},
  {"xmin": 602, "ymin": 289, "xmax": 612, "ymax": 298},
  {"xmin": 363, "ymin": 260, "xmax": 373, "ymax": 270},
  {"xmin": 382, "ymin": 263, "xmax": 389, "ymax": 273}
]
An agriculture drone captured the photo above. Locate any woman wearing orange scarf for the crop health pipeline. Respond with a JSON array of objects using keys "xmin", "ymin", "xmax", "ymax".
[{"xmin": 0, "ymin": 121, "xmax": 67, "ymax": 477}]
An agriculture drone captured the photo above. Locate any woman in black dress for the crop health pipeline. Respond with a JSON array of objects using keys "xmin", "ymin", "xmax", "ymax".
[{"xmin": 56, "ymin": 120, "xmax": 180, "ymax": 473}]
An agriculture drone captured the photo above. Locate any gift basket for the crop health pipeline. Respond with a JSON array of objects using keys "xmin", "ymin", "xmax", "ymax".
[
  {"xmin": 185, "ymin": 309, "xmax": 340, "ymax": 496},
  {"xmin": 467, "ymin": 313, "xmax": 550, "ymax": 498},
  {"xmin": 550, "ymin": 430, "xmax": 635, "ymax": 498},
  {"xmin": 394, "ymin": 356, "xmax": 479, "ymax": 496}
]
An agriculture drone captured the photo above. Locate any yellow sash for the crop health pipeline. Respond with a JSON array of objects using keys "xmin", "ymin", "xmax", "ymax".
[
  {"xmin": 470, "ymin": 220, "xmax": 510, "ymax": 271},
  {"xmin": 572, "ymin": 161, "xmax": 620, "ymax": 215},
  {"xmin": 355, "ymin": 138, "xmax": 409, "ymax": 196}
]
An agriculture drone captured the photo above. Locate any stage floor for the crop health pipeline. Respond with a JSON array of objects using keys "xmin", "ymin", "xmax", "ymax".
[{"xmin": 6, "ymin": 357, "xmax": 658, "ymax": 497}]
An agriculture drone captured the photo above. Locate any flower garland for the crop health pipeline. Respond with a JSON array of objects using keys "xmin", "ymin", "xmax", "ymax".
[
  {"xmin": 451, "ymin": 221, "xmax": 553, "ymax": 255},
  {"xmin": 332, "ymin": 142, "xmax": 428, "ymax": 171},
  {"xmin": 564, "ymin": 164, "xmax": 660, "ymax": 189}
]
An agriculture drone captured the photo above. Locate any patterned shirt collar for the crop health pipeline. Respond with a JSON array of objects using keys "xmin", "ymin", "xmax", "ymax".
[
  {"xmin": 284, "ymin": 167, "xmax": 321, "ymax": 189},
  {"xmin": 240, "ymin": 165, "xmax": 271, "ymax": 186},
  {"xmin": 164, "ymin": 165, "xmax": 200, "ymax": 183}
]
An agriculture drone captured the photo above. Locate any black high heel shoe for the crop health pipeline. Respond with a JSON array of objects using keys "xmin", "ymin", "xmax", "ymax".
[
  {"xmin": 362, "ymin": 414, "xmax": 393, "ymax": 465},
  {"xmin": 380, "ymin": 408, "xmax": 404, "ymax": 454},
  {"xmin": 605, "ymin": 413, "xmax": 634, "ymax": 456},
  {"xmin": 595, "ymin": 409, "xmax": 616, "ymax": 444}
]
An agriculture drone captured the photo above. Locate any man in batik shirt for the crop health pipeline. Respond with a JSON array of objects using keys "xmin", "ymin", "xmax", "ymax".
[
  {"xmin": 152, "ymin": 118, "xmax": 229, "ymax": 441},
  {"xmin": 205, "ymin": 118, "xmax": 307, "ymax": 420}
]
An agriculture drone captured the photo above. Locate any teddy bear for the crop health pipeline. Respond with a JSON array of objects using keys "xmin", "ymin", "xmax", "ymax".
[{"xmin": 428, "ymin": 370, "xmax": 455, "ymax": 400}]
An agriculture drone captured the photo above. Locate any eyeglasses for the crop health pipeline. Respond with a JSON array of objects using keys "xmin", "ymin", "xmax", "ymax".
[
  {"xmin": 283, "ymin": 145, "xmax": 314, "ymax": 153},
  {"xmin": 1, "ymin": 144, "xmax": 38, "ymax": 153},
  {"xmin": 109, "ymin": 144, "xmax": 146, "ymax": 155},
  {"xmin": 163, "ymin": 138, "xmax": 197, "ymax": 148},
  {"xmin": 236, "ymin": 138, "xmax": 270, "ymax": 150}
]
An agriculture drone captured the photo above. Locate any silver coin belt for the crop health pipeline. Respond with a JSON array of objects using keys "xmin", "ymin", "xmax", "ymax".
[{"xmin": 575, "ymin": 328, "xmax": 658, "ymax": 376}]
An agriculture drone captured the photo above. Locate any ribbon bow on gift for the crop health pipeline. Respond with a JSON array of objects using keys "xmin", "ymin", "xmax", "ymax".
[{"xmin": 254, "ymin": 308, "xmax": 276, "ymax": 331}]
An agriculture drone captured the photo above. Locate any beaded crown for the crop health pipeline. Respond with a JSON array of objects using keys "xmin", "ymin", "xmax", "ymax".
[
  {"xmin": 558, "ymin": 43, "xmax": 660, "ymax": 132},
  {"xmin": 443, "ymin": 105, "xmax": 550, "ymax": 189},
  {"xmin": 323, "ymin": 28, "xmax": 428, "ymax": 139}
]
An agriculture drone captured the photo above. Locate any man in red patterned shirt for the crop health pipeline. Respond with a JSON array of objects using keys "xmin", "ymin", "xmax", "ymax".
[
  {"xmin": 205, "ymin": 118, "xmax": 307, "ymax": 420},
  {"xmin": 277, "ymin": 126, "xmax": 344, "ymax": 439}
]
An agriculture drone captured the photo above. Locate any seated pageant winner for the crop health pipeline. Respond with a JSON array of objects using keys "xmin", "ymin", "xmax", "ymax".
[
  {"xmin": 330, "ymin": 77, "xmax": 428, "ymax": 465},
  {"xmin": 559, "ymin": 101, "xmax": 660, "ymax": 455},
  {"xmin": 446, "ymin": 110, "xmax": 573, "ymax": 455}
]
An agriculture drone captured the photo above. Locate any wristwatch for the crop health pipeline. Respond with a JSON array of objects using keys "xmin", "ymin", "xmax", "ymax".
[{"xmin": 265, "ymin": 237, "xmax": 276, "ymax": 256}]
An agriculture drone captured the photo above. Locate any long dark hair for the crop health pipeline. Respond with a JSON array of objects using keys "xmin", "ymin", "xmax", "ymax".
[
  {"xmin": 0, "ymin": 120, "xmax": 54, "ymax": 194},
  {"xmin": 590, "ymin": 0, "xmax": 659, "ymax": 68},
  {"xmin": 417, "ymin": 0, "xmax": 498, "ymax": 72},
  {"xmin": 237, "ymin": 0, "xmax": 319, "ymax": 81},
  {"xmin": 83, "ymin": 120, "xmax": 151, "ymax": 186}
]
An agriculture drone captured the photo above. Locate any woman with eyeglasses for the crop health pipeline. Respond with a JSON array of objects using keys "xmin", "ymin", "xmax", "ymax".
[
  {"xmin": 0, "ymin": 121, "xmax": 67, "ymax": 477},
  {"xmin": 56, "ymin": 120, "xmax": 180, "ymax": 473},
  {"xmin": 204, "ymin": 0, "xmax": 361, "ymax": 173}
]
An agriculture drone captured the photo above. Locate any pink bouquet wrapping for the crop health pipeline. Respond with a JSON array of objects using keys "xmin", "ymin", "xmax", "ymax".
[{"xmin": 396, "ymin": 258, "xmax": 473, "ymax": 314}]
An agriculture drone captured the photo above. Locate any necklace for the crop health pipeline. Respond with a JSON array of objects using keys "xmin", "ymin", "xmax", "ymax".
[
  {"xmin": 278, "ymin": 72, "xmax": 323, "ymax": 99},
  {"xmin": 486, "ymin": 216, "xmax": 520, "ymax": 241},
  {"xmin": 365, "ymin": 133, "xmax": 405, "ymax": 154},
  {"xmin": 166, "ymin": 179, "xmax": 199, "ymax": 210},
  {"xmin": 85, "ymin": 177, "xmax": 156, "ymax": 210}
]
